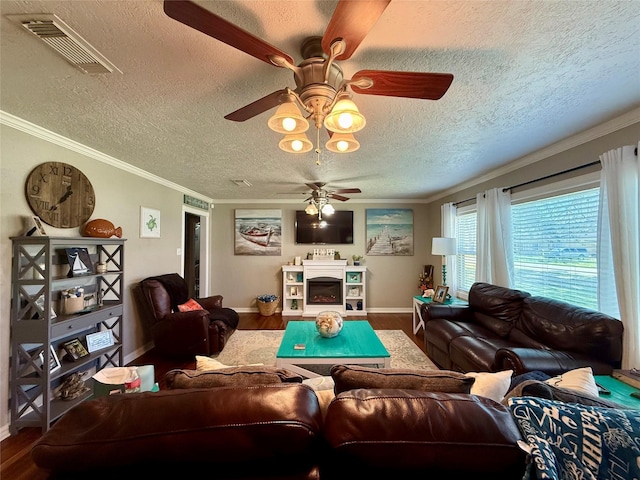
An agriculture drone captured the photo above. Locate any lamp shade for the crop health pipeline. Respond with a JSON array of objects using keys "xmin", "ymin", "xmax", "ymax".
[
  {"xmin": 268, "ymin": 102, "xmax": 309, "ymax": 134},
  {"xmin": 325, "ymin": 132, "xmax": 360, "ymax": 153},
  {"xmin": 321, "ymin": 203, "xmax": 335, "ymax": 215},
  {"xmin": 305, "ymin": 202, "xmax": 318, "ymax": 215},
  {"xmin": 323, "ymin": 97, "xmax": 366, "ymax": 134},
  {"xmin": 432, "ymin": 237, "xmax": 457, "ymax": 256},
  {"xmin": 278, "ymin": 133, "xmax": 313, "ymax": 153}
]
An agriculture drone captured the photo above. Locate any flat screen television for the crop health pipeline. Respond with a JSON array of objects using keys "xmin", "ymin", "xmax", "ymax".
[{"xmin": 295, "ymin": 210, "xmax": 354, "ymax": 245}]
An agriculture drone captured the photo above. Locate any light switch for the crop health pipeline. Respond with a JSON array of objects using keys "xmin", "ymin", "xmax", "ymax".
[{"xmin": 176, "ymin": 248, "xmax": 182, "ymax": 255}]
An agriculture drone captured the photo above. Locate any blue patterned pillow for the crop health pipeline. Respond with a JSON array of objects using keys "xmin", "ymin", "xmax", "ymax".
[{"xmin": 509, "ymin": 396, "xmax": 640, "ymax": 480}]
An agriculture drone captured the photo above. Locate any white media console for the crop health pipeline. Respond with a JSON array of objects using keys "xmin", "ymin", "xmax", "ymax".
[{"xmin": 281, "ymin": 260, "xmax": 367, "ymax": 317}]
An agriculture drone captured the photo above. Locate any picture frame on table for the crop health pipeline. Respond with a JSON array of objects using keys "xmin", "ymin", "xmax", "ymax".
[
  {"xmin": 39, "ymin": 345, "xmax": 61, "ymax": 373},
  {"xmin": 432, "ymin": 285, "xmax": 449, "ymax": 304},
  {"xmin": 62, "ymin": 338, "xmax": 90, "ymax": 361}
]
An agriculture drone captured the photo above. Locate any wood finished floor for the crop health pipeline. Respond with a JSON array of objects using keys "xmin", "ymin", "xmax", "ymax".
[{"xmin": 1, "ymin": 312, "xmax": 420, "ymax": 480}]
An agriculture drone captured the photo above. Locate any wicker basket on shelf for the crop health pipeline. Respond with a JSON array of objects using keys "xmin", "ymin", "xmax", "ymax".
[{"xmin": 257, "ymin": 295, "xmax": 279, "ymax": 316}]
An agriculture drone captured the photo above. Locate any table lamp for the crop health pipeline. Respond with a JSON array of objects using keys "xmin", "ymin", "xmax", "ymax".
[{"xmin": 431, "ymin": 237, "xmax": 457, "ymax": 286}]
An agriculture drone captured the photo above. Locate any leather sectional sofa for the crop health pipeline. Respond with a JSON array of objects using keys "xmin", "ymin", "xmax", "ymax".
[
  {"xmin": 31, "ymin": 383, "xmax": 526, "ymax": 479},
  {"xmin": 422, "ymin": 282, "xmax": 624, "ymax": 375}
]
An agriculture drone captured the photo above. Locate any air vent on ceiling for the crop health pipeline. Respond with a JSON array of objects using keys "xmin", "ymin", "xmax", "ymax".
[{"xmin": 19, "ymin": 14, "xmax": 120, "ymax": 74}]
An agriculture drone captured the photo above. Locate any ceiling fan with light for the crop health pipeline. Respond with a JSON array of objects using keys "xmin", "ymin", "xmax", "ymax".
[
  {"xmin": 163, "ymin": 0, "xmax": 454, "ymax": 162},
  {"xmin": 303, "ymin": 182, "xmax": 361, "ymax": 219}
]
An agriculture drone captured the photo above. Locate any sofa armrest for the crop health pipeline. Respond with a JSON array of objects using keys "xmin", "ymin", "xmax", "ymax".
[
  {"xmin": 421, "ymin": 304, "xmax": 472, "ymax": 324},
  {"xmin": 151, "ymin": 310, "xmax": 210, "ymax": 357},
  {"xmin": 197, "ymin": 295, "xmax": 223, "ymax": 310},
  {"xmin": 495, "ymin": 347, "xmax": 612, "ymax": 376}
]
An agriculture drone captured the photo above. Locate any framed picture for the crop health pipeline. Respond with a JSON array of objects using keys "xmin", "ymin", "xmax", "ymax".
[
  {"xmin": 347, "ymin": 272, "xmax": 361, "ymax": 283},
  {"xmin": 62, "ymin": 338, "xmax": 90, "ymax": 361},
  {"xmin": 86, "ymin": 331, "xmax": 114, "ymax": 353},
  {"xmin": 39, "ymin": 345, "xmax": 61, "ymax": 373},
  {"xmin": 234, "ymin": 209, "xmax": 282, "ymax": 256},
  {"xmin": 433, "ymin": 285, "xmax": 449, "ymax": 304},
  {"xmin": 26, "ymin": 216, "xmax": 47, "ymax": 236},
  {"xmin": 365, "ymin": 208, "xmax": 414, "ymax": 256},
  {"xmin": 348, "ymin": 286, "xmax": 360, "ymax": 297},
  {"xmin": 65, "ymin": 247, "xmax": 94, "ymax": 277},
  {"xmin": 140, "ymin": 206, "xmax": 161, "ymax": 238}
]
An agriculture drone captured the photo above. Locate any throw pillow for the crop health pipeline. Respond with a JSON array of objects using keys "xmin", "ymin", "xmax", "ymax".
[
  {"xmin": 545, "ymin": 366, "xmax": 599, "ymax": 398},
  {"xmin": 466, "ymin": 370, "xmax": 513, "ymax": 402},
  {"xmin": 330, "ymin": 364, "xmax": 475, "ymax": 395},
  {"xmin": 302, "ymin": 375, "xmax": 335, "ymax": 392},
  {"xmin": 165, "ymin": 366, "xmax": 303, "ymax": 389},
  {"xmin": 509, "ymin": 396, "xmax": 640, "ymax": 480},
  {"xmin": 195, "ymin": 355, "xmax": 263, "ymax": 372},
  {"xmin": 177, "ymin": 298, "xmax": 204, "ymax": 312}
]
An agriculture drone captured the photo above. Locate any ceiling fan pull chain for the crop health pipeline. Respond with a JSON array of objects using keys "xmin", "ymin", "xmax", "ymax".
[{"xmin": 315, "ymin": 127, "xmax": 321, "ymax": 165}]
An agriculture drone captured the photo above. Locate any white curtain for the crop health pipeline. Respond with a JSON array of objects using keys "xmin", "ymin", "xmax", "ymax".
[
  {"xmin": 476, "ymin": 187, "xmax": 514, "ymax": 287},
  {"xmin": 598, "ymin": 142, "xmax": 639, "ymax": 369},
  {"xmin": 441, "ymin": 202, "xmax": 458, "ymax": 294}
]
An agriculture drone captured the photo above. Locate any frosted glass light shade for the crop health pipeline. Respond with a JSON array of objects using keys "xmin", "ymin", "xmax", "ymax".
[
  {"xmin": 305, "ymin": 203, "xmax": 318, "ymax": 215},
  {"xmin": 268, "ymin": 102, "xmax": 309, "ymax": 134},
  {"xmin": 324, "ymin": 98, "xmax": 365, "ymax": 133},
  {"xmin": 279, "ymin": 133, "xmax": 313, "ymax": 153},
  {"xmin": 321, "ymin": 203, "xmax": 335, "ymax": 215},
  {"xmin": 326, "ymin": 132, "xmax": 360, "ymax": 153},
  {"xmin": 432, "ymin": 237, "xmax": 457, "ymax": 255}
]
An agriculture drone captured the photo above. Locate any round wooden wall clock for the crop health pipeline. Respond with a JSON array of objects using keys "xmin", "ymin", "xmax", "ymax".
[{"xmin": 25, "ymin": 162, "xmax": 95, "ymax": 228}]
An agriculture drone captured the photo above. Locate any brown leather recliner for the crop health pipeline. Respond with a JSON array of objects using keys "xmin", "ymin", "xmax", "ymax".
[{"xmin": 137, "ymin": 273, "xmax": 238, "ymax": 358}]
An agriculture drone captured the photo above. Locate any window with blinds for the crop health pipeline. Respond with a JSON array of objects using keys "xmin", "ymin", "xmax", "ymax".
[
  {"xmin": 455, "ymin": 209, "xmax": 477, "ymax": 293},
  {"xmin": 512, "ymin": 187, "xmax": 599, "ymax": 309}
]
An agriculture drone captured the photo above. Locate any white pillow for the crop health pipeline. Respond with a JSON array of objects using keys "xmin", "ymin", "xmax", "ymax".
[
  {"xmin": 466, "ymin": 370, "xmax": 513, "ymax": 402},
  {"xmin": 195, "ymin": 355, "xmax": 263, "ymax": 372},
  {"xmin": 545, "ymin": 367, "xmax": 599, "ymax": 398}
]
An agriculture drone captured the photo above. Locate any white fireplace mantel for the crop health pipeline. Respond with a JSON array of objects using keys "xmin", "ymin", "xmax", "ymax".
[{"xmin": 281, "ymin": 261, "xmax": 367, "ymax": 317}]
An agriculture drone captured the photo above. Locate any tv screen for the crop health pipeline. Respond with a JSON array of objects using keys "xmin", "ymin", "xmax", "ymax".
[{"xmin": 295, "ymin": 210, "xmax": 354, "ymax": 245}]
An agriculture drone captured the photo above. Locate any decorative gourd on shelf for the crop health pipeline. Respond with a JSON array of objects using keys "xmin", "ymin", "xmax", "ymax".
[{"xmin": 82, "ymin": 219, "xmax": 122, "ymax": 238}]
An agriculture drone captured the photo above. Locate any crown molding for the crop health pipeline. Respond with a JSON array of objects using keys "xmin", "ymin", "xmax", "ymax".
[
  {"xmin": 425, "ymin": 107, "xmax": 640, "ymax": 204},
  {"xmin": 0, "ymin": 111, "xmax": 213, "ymax": 203}
]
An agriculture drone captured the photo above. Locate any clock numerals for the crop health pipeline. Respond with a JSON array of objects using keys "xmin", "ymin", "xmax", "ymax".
[
  {"xmin": 87, "ymin": 196, "xmax": 95, "ymax": 206},
  {"xmin": 30, "ymin": 184, "xmax": 41, "ymax": 195},
  {"xmin": 46, "ymin": 211, "xmax": 59, "ymax": 222},
  {"xmin": 31, "ymin": 198, "xmax": 50, "ymax": 211}
]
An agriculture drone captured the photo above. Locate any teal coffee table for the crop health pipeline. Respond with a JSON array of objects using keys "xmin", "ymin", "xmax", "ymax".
[{"xmin": 276, "ymin": 320, "xmax": 390, "ymax": 378}]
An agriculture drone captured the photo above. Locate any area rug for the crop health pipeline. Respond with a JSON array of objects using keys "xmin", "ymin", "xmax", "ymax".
[{"xmin": 214, "ymin": 329, "xmax": 438, "ymax": 371}]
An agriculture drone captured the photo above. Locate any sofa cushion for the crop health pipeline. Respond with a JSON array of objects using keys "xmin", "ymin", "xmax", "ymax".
[
  {"xmin": 517, "ymin": 296, "xmax": 623, "ymax": 364},
  {"xmin": 323, "ymin": 389, "xmax": 526, "ymax": 477},
  {"xmin": 449, "ymin": 335, "xmax": 515, "ymax": 372},
  {"xmin": 509, "ymin": 396, "xmax": 640, "ymax": 480},
  {"xmin": 330, "ymin": 364, "xmax": 474, "ymax": 394},
  {"xmin": 31, "ymin": 384, "xmax": 322, "ymax": 473},
  {"xmin": 468, "ymin": 282, "xmax": 531, "ymax": 337},
  {"xmin": 165, "ymin": 366, "xmax": 302, "ymax": 389}
]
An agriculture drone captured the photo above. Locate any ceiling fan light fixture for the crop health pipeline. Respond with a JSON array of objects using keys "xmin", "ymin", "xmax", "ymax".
[
  {"xmin": 326, "ymin": 132, "xmax": 360, "ymax": 153},
  {"xmin": 305, "ymin": 202, "xmax": 318, "ymax": 215},
  {"xmin": 279, "ymin": 133, "xmax": 313, "ymax": 153},
  {"xmin": 268, "ymin": 101, "xmax": 309, "ymax": 134},
  {"xmin": 321, "ymin": 203, "xmax": 335, "ymax": 215},
  {"xmin": 324, "ymin": 97, "xmax": 365, "ymax": 134}
]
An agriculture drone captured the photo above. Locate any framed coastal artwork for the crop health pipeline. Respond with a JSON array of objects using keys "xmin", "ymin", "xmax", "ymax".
[
  {"xmin": 365, "ymin": 208, "xmax": 414, "ymax": 256},
  {"xmin": 140, "ymin": 206, "xmax": 161, "ymax": 238},
  {"xmin": 234, "ymin": 209, "xmax": 282, "ymax": 256}
]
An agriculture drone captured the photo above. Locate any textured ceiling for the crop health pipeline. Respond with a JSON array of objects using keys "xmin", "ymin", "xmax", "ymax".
[{"xmin": 1, "ymin": 0, "xmax": 639, "ymax": 202}]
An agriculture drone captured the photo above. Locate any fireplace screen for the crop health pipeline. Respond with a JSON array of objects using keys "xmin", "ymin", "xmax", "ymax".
[{"xmin": 307, "ymin": 277, "xmax": 342, "ymax": 305}]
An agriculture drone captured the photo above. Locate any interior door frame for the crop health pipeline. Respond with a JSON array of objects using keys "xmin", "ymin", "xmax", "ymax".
[{"xmin": 181, "ymin": 204, "xmax": 210, "ymax": 297}]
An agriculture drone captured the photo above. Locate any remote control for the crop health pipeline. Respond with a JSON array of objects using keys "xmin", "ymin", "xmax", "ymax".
[
  {"xmin": 293, "ymin": 343, "xmax": 306, "ymax": 350},
  {"xmin": 596, "ymin": 383, "xmax": 611, "ymax": 395},
  {"xmin": 630, "ymin": 391, "xmax": 640, "ymax": 399}
]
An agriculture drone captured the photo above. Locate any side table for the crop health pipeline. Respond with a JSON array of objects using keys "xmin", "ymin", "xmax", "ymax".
[{"xmin": 412, "ymin": 295, "xmax": 466, "ymax": 334}]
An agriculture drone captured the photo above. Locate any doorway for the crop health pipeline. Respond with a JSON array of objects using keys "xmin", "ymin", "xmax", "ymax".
[{"xmin": 184, "ymin": 212, "xmax": 200, "ymax": 298}]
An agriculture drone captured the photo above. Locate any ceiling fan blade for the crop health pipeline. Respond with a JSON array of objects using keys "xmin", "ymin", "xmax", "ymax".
[
  {"xmin": 164, "ymin": 1, "xmax": 294, "ymax": 66},
  {"xmin": 224, "ymin": 89, "xmax": 288, "ymax": 122},
  {"xmin": 328, "ymin": 193, "xmax": 350, "ymax": 202},
  {"xmin": 322, "ymin": 0, "xmax": 391, "ymax": 60},
  {"xmin": 332, "ymin": 188, "xmax": 362, "ymax": 194},
  {"xmin": 351, "ymin": 70, "xmax": 454, "ymax": 100},
  {"xmin": 306, "ymin": 182, "xmax": 326, "ymax": 191}
]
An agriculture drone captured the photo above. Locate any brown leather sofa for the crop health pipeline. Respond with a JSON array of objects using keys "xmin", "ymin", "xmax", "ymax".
[
  {"xmin": 422, "ymin": 282, "xmax": 623, "ymax": 375},
  {"xmin": 136, "ymin": 273, "xmax": 238, "ymax": 357},
  {"xmin": 31, "ymin": 383, "xmax": 526, "ymax": 479}
]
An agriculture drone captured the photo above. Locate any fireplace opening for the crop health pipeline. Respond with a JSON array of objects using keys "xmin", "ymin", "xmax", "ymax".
[{"xmin": 307, "ymin": 277, "xmax": 342, "ymax": 305}]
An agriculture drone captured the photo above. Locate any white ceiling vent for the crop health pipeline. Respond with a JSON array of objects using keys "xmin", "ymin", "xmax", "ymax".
[{"xmin": 17, "ymin": 14, "xmax": 121, "ymax": 74}]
